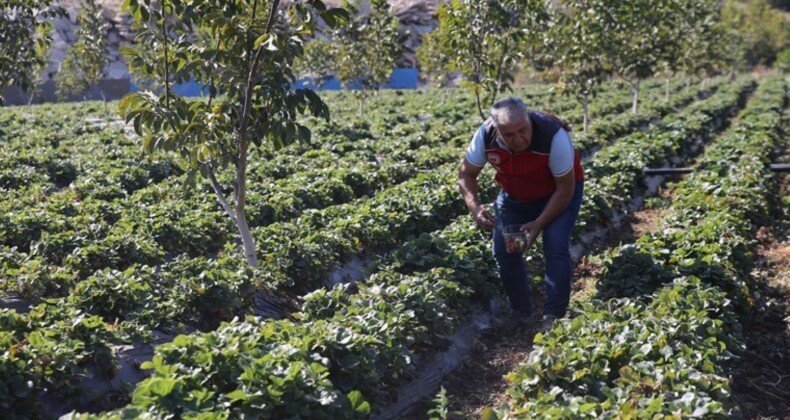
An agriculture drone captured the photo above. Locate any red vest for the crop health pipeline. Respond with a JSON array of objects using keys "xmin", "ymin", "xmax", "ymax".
[{"xmin": 484, "ymin": 111, "xmax": 584, "ymax": 203}]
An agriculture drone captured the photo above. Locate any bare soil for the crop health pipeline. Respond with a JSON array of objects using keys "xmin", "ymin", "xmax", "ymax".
[
  {"xmin": 573, "ymin": 203, "xmax": 668, "ymax": 298},
  {"xmin": 419, "ymin": 321, "xmax": 539, "ymax": 419},
  {"xmin": 731, "ymin": 232, "xmax": 790, "ymax": 419}
]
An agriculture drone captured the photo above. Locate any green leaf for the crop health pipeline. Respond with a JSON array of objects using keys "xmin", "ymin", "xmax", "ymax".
[
  {"xmin": 146, "ymin": 377, "xmax": 178, "ymax": 397},
  {"xmin": 254, "ymin": 33, "xmax": 278, "ymax": 51},
  {"xmin": 480, "ymin": 407, "xmax": 499, "ymax": 420},
  {"xmin": 348, "ymin": 390, "xmax": 370, "ymax": 414},
  {"xmin": 119, "ymin": 45, "xmax": 137, "ymax": 59},
  {"xmin": 118, "ymin": 93, "xmax": 139, "ymax": 119},
  {"xmin": 320, "ymin": 8, "xmax": 351, "ymax": 28},
  {"xmin": 227, "ymin": 389, "xmax": 249, "ymax": 402},
  {"xmin": 339, "ymin": 354, "xmax": 359, "ymax": 369},
  {"xmin": 297, "ymin": 125, "xmax": 311, "ymax": 143},
  {"xmin": 184, "ymin": 169, "xmax": 198, "ymax": 190}
]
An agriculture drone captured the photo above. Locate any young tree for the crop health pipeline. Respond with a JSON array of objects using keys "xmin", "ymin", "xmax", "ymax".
[
  {"xmin": 421, "ymin": 0, "xmax": 548, "ymax": 121},
  {"xmin": 23, "ymin": 23, "xmax": 54, "ymax": 105},
  {"xmin": 0, "ymin": 0, "xmax": 64, "ymax": 104},
  {"xmin": 719, "ymin": 1, "xmax": 750, "ymax": 75},
  {"xmin": 331, "ymin": 0, "xmax": 402, "ymax": 115},
  {"xmin": 119, "ymin": 0, "xmax": 348, "ymax": 268},
  {"xmin": 721, "ymin": 0, "xmax": 789, "ymax": 69},
  {"xmin": 294, "ymin": 37, "xmax": 337, "ymax": 88},
  {"xmin": 540, "ymin": 0, "xmax": 610, "ymax": 133},
  {"xmin": 602, "ymin": 0, "xmax": 678, "ymax": 113},
  {"xmin": 777, "ymin": 48, "xmax": 790, "ymax": 73},
  {"xmin": 56, "ymin": 0, "xmax": 109, "ymax": 102},
  {"xmin": 416, "ymin": 29, "xmax": 453, "ymax": 88},
  {"xmin": 661, "ymin": 0, "xmax": 724, "ymax": 97}
]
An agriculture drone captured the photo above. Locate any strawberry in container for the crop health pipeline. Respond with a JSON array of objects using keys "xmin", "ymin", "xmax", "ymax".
[{"xmin": 502, "ymin": 224, "xmax": 528, "ymax": 253}]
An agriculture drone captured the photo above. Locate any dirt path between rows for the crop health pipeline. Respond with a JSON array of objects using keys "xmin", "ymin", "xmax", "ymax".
[{"xmin": 730, "ymin": 231, "xmax": 790, "ymax": 418}]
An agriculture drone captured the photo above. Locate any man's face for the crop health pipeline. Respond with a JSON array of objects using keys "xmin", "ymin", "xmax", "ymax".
[{"xmin": 496, "ymin": 114, "xmax": 532, "ymax": 152}]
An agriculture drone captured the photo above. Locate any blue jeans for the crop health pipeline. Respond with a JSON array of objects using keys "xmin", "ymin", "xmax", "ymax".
[{"xmin": 492, "ymin": 181, "xmax": 584, "ymax": 318}]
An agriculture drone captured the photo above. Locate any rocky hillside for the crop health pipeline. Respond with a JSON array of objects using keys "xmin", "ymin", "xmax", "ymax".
[
  {"xmin": 48, "ymin": 0, "xmax": 133, "ymax": 80},
  {"xmin": 46, "ymin": 0, "xmax": 443, "ymax": 81}
]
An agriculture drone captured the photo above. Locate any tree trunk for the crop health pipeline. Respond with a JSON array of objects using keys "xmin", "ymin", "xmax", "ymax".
[
  {"xmin": 100, "ymin": 87, "xmax": 107, "ymax": 113},
  {"xmin": 665, "ymin": 78, "xmax": 670, "ymax": 102},
  {"xmin": 235, "ymin": 141, "xmax": 259, "ymax": 267},
  {"xmin": 236, "ymin": 204, "xmax": 259, "ymax": 268},
  {"xmin": 472, "ymin": 60, "xmax": 485, "ymax": 121},
  {"xmin": 631, "ymin": 80, "xmax": 640, "ymax": 114},
  {"xmin": 207, "ymin": 164, "xmax": 256, "ymax": 266},
  {"xmin": 686, "ymin": 77, "xmax": 691, "ymax": 93},
  {"xmin": 492, "ymin": 35, "xmax": 511, "ymax": 101},
  {"xmin": 582, "ymin": 94, "xmax": 589, "ymax": 134},
  {"xmin": 229, "ymin": 0, "xmax": 278, "ymax": 269},
  {"xmin": 206, "ymin": 165, "xmax": 237, "ymax": 223},
  {"xmin": 475, "ymin": 86, "xmax": 485, "ymax": 121}
]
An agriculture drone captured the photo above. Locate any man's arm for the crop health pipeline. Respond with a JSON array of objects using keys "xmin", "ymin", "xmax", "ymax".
[
  {"xmin": 458, "ymin": 157, "xmax": 495, "ymax": 230},
  {"xmin": 522, "ymin": 169, "xmax": 576, "ymax": 248}
]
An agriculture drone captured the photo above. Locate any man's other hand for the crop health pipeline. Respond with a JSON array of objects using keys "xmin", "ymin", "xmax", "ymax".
[
  {"xmin": 474, "ymin": 205, "xmax": 495, "ymax": 230},
  {"xmin": 521, "ymin": 220, "xmax": 543, "ymax": 250}
]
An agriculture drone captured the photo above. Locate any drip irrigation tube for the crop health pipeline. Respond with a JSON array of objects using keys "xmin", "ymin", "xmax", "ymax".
[{"xmin": 645, "ymin": 163, "xmax": 789, "ymax": 175}]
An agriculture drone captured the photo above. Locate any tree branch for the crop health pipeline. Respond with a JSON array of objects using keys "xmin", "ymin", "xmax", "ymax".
[
  {"xmin": 263, "ymin": 0, "xmax": 279, "ymax": 34},
  {"xmin": 237, "ymin": 0, "xmax": 279, "ymax": 209},
  {"xmin": 493, "ymin": 33, "xmax": 511, "ymax": 100},
  {"xmin": 246, "ymin": 0, "xmax": 259, "ymax": 62},
  {"xmin": 161, "ymin": 5, "xmax": 170, "ymax": 108},
  {"xmin": 472, "ymin": 62, "xmax": 485, "ymax": 121},
  {"xmin": 205, "ymin": 163, "xmax": 237, "ymax": 223},
  {"xmin": 475, "ymin": 86, "xmax": 485, "ymax": 122},
  {"xmin": 208, "ymin": 37, "xmax": 221, "ymax": 108}
]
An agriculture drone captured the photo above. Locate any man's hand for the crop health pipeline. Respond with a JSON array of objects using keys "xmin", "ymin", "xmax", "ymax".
[
  {"xmin": 521, "ymin": 220, "xmax": 543, "ymax": 250},
  {"xmin": 459, "ymin": 158, "xmax": 495, "ymax": 230},
  {"xmin": 473, "ymin": 205, "xmax": 495, "ymax": 230}
]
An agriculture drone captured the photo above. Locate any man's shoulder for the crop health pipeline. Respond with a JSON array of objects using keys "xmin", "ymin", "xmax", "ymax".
[
  {"xmin": 529, "ymin": 110, "xmax": 558, "ymax": 124},
  {"xmin": 530, "ymin": 111, "xmax": 570, "ymax": 132},
  {"xmin": 479, "ymin": 118, "xmax": 498, "ymax": 147}
]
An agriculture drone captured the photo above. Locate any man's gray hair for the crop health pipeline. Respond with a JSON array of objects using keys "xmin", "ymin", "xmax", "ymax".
[{"xmin": 490, "ymin": 96, "xmax": 528, "ymax": 127}]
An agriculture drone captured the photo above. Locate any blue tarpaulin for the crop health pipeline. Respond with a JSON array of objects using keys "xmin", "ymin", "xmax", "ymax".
[
  {"xmin": 293, "ymin": 68, "xmax": 419, "ymax": 91},
  {"xmin": 130, "ymin": 69, "xmax": 419, "ymax": 97},
  {"xmin": 387, "ymin": 68, "xmax": 419, "ymax": 89},
  {"xmin": 129, "ymin": 79, "xmax": 208, "ymax": 96}
]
